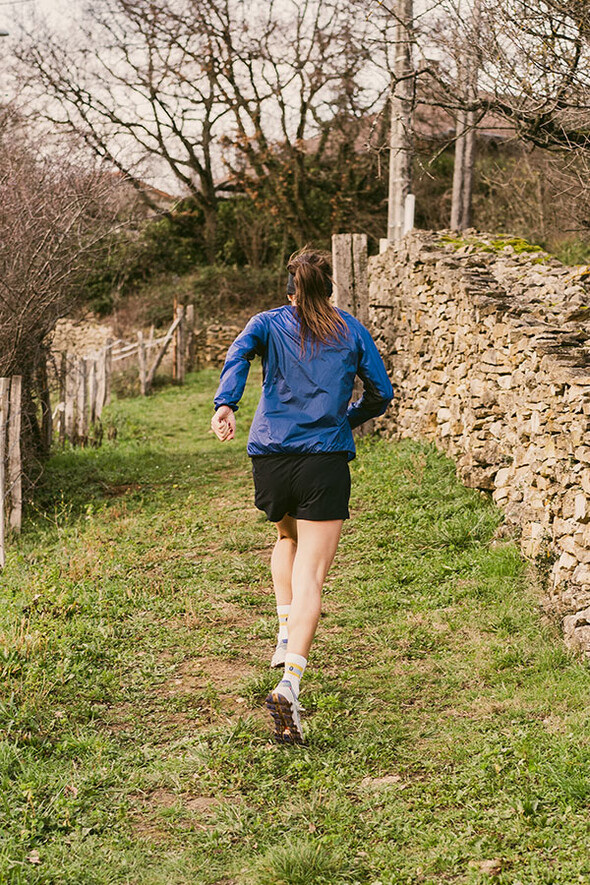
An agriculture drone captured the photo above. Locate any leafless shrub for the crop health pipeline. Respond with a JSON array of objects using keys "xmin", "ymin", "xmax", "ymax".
[
  {"xmin": 0, "ymin": 108, "xmax": 130, "ymax": 471},
  {"xmin": 0, "ymin": 112, "xmax": 126, "ymax": 377}
]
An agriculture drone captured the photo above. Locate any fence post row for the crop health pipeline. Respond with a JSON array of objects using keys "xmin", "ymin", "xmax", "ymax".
[
  {"xmin": 1, "ymin": 304, "xmax": 196, "ymax": 564},
  {"xmin": 49, "ymin": 305, "xmax": 195, "ymax": 452}
]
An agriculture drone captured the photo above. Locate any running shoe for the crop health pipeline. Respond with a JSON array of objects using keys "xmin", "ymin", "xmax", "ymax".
[
  {"xmin": 270, "ymin": 639, "xmax": 288, "ymax": 669},
  {"xmin": 265, "ymin": 679, "xmax": 304, "ymax": 745}
]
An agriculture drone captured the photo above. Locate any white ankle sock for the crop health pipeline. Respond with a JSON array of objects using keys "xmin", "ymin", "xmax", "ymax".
[
  {"xmin": 277, "ymin": 605, "xmax": 290, "ymax": 642},
  {"xmin": 283, "ymin": 653, "xmax": 307, "ymax": 698}
]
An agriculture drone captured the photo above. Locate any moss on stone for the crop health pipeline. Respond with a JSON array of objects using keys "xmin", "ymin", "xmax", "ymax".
[{"xmin": 438, "ymin": 233, "xmax": 547, "ymax": 258}]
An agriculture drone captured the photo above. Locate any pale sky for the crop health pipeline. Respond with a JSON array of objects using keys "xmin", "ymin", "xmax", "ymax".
[{"xmin": 0, "ymin": 0, "xmax": 75, "ymax": 33}]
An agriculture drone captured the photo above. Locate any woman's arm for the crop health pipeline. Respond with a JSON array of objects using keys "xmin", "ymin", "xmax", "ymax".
[
  {"xmin": 347, "ymin": 324, "xmax": 393, "ymax": 429},
  {"xmin": 212, "ymin": 314, "xmax": 268, "ymax": 440}
]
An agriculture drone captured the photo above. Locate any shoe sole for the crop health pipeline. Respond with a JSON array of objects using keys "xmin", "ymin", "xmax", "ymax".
[{"xmin": 265, "ymin": 691, "xmax": 304, "ymax": 745}]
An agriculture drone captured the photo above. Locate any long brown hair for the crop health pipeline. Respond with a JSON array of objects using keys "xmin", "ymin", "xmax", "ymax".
[{"xmin": 287, "ymin": 247, "xmax": 347, "ymax": 353}]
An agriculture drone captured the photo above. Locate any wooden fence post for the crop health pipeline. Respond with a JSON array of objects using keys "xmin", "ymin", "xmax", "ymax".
[
  {"xmin": 35, "ymin": 353, "xmax": 53, "ymax": 456},
  {"xmin": 76, "ymin": 358, "xmax": 88, "ymax": 445},
  {"xmin": 104, "ymin": 338, "xmax": 113, "ymax": 407},
  {"xmin": 58, "ymin": 353, "xmax": 67, "ymax": 445},
  {"xmin": 172, "ymin": 298, "xmax": 178, "ymax": 381},
  {"xmin": 332, "ymin": 234, "xmax": 371, "ymax": 434},
  {"xmin": 96, "ymin": 346, "xmax": 106, "ymax": 420},
  {"xmin": 8, "ymin": 376, "xmax": 22, "ymax": 533},
  {"xmin": 145, "ymin": 314, "xmax": 182, "ymax": 394},
  {"xmin": 0, "ymin": 378, "xmax": 9, "ymax": 568},
  {"xmin": 88, "ymin": 357, "xmax": 97, "ymax": 425},
  {"xmin": 137, "ymin": 331, "xmax": 147, "ymax": 396},
  {"xmin": 331, "ymin": 233, "xmax": 369, "ymax": 326},
  {"xmin": 64, "ymin": 354, "xmax": 76, "ymax": 443},
  {"xmin": 175, "ymin": 306, "xmax": 185, "ymax": 383},
  {"xmin": 185, "ymin": 304, "xmax": 195, "ymax": 372}
]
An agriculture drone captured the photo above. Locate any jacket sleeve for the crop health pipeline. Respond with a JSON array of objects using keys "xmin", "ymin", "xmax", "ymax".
[
  {"xmin": 346, "ymin": 323, "xmax": 393, "ymax": 429},
  {"xmin": 213, "ymin": 313, "xmax": 268, "ymax": 412}
]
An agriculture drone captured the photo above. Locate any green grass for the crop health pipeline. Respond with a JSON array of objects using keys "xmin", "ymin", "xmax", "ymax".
[
  {"xmin": 1, "ymin": 368, "xmax": 590, "ymax": 884},
  {"xmin": 549, "ymin": 239, "xmax": 590, "ymax": 267}
]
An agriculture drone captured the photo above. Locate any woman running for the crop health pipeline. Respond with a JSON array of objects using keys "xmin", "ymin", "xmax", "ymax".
[{"xmin": 211, "ymin": 247, "xmax": 393, "ymax": 744}]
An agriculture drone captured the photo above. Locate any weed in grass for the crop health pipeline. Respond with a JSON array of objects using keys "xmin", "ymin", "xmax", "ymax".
[
  {"xmin": 249, "ymin": 837, "xmax": 362, "ymax": 885},
  {"xmin": 238, "ymin": 672, "xmax": 278, "ymax": 708}
]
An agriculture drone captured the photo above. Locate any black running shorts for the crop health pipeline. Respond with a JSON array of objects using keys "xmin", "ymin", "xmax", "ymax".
[{"xmin": 251, "ymin": 452, "xmax": 351, "ymax": 522}]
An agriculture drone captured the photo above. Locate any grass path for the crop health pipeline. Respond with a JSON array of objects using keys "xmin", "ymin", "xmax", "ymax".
[{"xmin": 1, "ymin": 369, "xmax": 590, "ymax": 885}]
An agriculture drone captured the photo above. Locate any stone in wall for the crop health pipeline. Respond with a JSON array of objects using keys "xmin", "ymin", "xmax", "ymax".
[
  {"xmin": 51, "ymin": 316, "xmax": 115, "ymax": 356},
  {"xmin": 195, "ymin": 325, "xmax": 242, "ymax": 367},
  {"xmin": 369, "ymin": 230, "xmax": 590, "ymax": 655}
]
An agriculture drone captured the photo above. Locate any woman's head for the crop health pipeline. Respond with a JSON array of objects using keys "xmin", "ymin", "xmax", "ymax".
[{"xmin": 287, "ymin": 247, "xmax": 346, "ymax": 352}]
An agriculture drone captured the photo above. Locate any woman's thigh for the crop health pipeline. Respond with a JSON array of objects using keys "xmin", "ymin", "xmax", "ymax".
[{"xmin": 293, "ymin": 519, "xmax": 343, "ymax": 583}]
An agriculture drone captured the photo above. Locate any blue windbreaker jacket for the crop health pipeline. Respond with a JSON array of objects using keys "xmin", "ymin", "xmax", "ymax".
[{"xmin": 213, "ymin": 305, "xmax": 393, "ymax": 460}]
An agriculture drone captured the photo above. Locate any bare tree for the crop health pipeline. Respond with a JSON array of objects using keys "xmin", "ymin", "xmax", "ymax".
[
  {"xmin": 16, "ymin": 0, "xmax": 228, "ymax": 260},
  {"xmin": 366, "ymin": 0, "xmax": 590, "ymax": 232},
  {"xmin": 16, "ymin": 0, "xmax": 395, "ymax": 252},
  {"xmin": 191, "ymin": 0, "xmax": 394, "ymax": 241}
]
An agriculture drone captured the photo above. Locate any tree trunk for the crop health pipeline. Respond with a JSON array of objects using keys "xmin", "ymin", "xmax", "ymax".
[
  {"xmin": 461, "ymin": 107, "xmax": 477, "ymax": 228},
  {"xmin": 451, "ymin": 110, "xmax": 467, "ymax": 230},
  {"xmin": 387, "ymin": 0, "xmax": 414, "ymax": 242},
  {"xmin": 450, "ymin": 0, "xmax": 481, "ymax": 231}
]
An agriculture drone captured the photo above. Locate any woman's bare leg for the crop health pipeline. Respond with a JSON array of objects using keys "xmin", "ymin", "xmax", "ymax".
[
  {"xmin": 271, "ymin": 514, "xmax": 298, "ymax": 606},
  {"xmin": 266, "ymin": 518, "xmax": 343, "ymax": 744},
  {"xmin": 287, "ymin": 518, "xmax": 343, "ymax": 658}
]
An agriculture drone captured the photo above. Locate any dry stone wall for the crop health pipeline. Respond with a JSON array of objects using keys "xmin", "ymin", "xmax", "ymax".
[
  {"xmin": 193, "ymin": 325, "xmax": 242, "ymax": 367},
  {"xmin": 369, "ymin": 230, "xmax": 590, "ymax": 654},
  {"xmin": 51, "ymin": 318, "xmax": 240, "ymax": 369},
  {"xmin": 51, "ymin": 316, "xmax": 115, "ymax": 355}
]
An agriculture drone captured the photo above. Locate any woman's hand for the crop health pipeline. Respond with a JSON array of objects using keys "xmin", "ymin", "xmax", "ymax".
[{"xmin": 211, "ymin": 405, "xmax": 236, "ymax": 441}]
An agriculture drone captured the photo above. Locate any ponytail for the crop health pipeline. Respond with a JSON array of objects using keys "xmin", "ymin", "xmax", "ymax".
[{"xmin": 287, "ymin": 247, "xmax": 347, "ymax": 354}]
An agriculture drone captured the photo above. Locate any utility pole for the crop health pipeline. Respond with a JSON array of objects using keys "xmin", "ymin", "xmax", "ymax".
[{"xmin": 387, "ymin": 0, "xmax": 414, "ymax": 243}]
